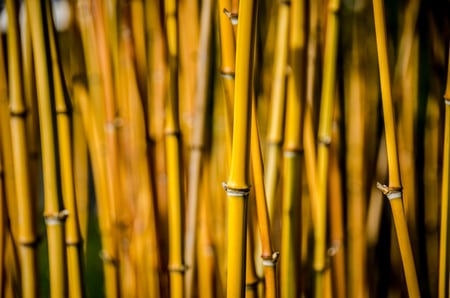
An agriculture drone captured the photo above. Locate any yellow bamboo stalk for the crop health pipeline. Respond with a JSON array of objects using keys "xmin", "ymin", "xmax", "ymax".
[
  {"xmin": 121, "ymin": 25, "xmax": 161, "ymax": 297},
  {"xmin": 185, "ymin": 0, "xmax": 214, "ymax": 296},
  {"xmin": 250, "ymin": 97, "xmax": 278, "ymax": 298},
  {"xmin": 73, "ymin": 82, "xmax": 119, "ymax": 298},
  {"xmin": 280, "ymin": 0, "xmax": 306, "ymax": 295},
  {"xmin": 145, "ymin": 3, "xmax": 169, "ymax": 295},
  {"xmin": 345, "ymin": 22, "xmax": 367, "ymax": 298},
  {"xmin": 438, "ymin": 45, "xmax": 450, "ymax": 298},
  {"xmin": 6, "ymin": 1, "xmax": 38, "ymax": 297},
  {"xmin": 178, "ymin": 0, "xmax": 199, "ymax": 146},
  {"xmin": 264, "ymin": 1, "xmax": 290, "ymax": 222},
  {"xmin": 27, "ymin": 1, "xmax": 68, "ymax": 297},
  {"xmin": 197, "ymin": 183, "xmax": 216, "ymax": 298},
  {"xmin": 224, "ymin": 0, "xmax": 257, "ymax": 296},
  {"xmin": 130, "ymin": 0, "xmax": 147, "ymax": 99},
  {"xmin": 328, "ymin": 121, "xmax": 346, "ymax": 298},
  {"xmin": 217, "ymin": 0, "xmax": 236, "ymax": 160},
  {"xmin": 21, "ymin": 1, "xmax": 40, "ymax": 216},
  {"xmin": 245, "ymin": 213, "xmax": 259, "ymax": 298},
  {"xmin": 372, "ymin": 0, "xmax": 420, "ymax": 295},
  {"xmin": 314, "ymin": 0, "xmax": 340, "ymax": 295},
  {"xmin": 395, "ymin": 0, "xmax": 420, "ymax": 272},
  {"xmin": 164, "ymin": 1, "xmax": 186, "ymax": 297},
  {"xmin": 45, "ymin": 2, "xmax": 86, "ymax": 296}
]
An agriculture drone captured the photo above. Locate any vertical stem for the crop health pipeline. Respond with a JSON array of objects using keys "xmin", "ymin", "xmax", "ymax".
[
  {"xmin": 372, "ymin": 0, "xmax": 420, "ymax": 296},
  {"xmin": 6, "ymin": 1, "xmax": 38, "ymax": 297},
  {"xmin": 250, "ymin": 97, "xmax": 278, "ymax": 298},
  {"xmin": 26, "ymin": 0, "xmax": 68, "ymax": 297},
  {"xmin": 224, "ymin": 0, "xmax": 258, "ymax": 297},
  {"xmin": 185, "ymin": 0, "xmax": 214, "ymax": 296},
  {"xmin": 264, "ymin": 1, "xmax": 290, "ymax": 222},
  {"xmin": 164, "ymin": 0, "xmax": 186, "ymax": 297},
  {"xmin": 438, "ymin": 45, "xmax": 450, "ymax": 298},
  {"xmin": 315, "ymin": 0, "xmax": 340, "ymax": 295}
]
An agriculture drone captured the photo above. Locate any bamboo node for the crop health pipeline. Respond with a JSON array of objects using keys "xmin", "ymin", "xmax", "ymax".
[
  {"xmin": 220, "ymin": 70, "xmax": 235, "ymax": 80},
  {"xmin": 168, "ymin": 264, "xmax": 187, "ymax": 273},
  {"xmin": 44, "ymin": 209, "xmax": 69, "ymax": 225},
  {"xmin": 105, "ymin": 118, "xmax": 123, "ymax": 132},
  {"xmin": 327, "ymin": 240, "xmax": 342, "ymax": 256},
  {"xmin": 261, "ymin": 251, "xmax": 280, "ymax": 267},
  {"xmin": 99, "ymin": 250, "xmax": 117, "ymax": 265},
  {"xmin": 222, "ymin": 182, "xmax": 251, "ymax": 197},
  {"xmin": 376, "ymin": 182, "xmax": 402, "ymax": 200},
  {"xmin": 9, "ymin": 109, "xmax": 27, "ymax": 117},
  {"xmin": 223, "ymin": 9, "xmax": 238, "ymax": 26},
  {"xmin": 246, "ymin": 279, "xmax": 260, "ymax": 290},
  {"xmin": 318, "ymin": 136, "xmax": 332, "ymax": 146},
  {"xmin": 445, "ymin": 98, "xmax": 450, "ymax": 106}
]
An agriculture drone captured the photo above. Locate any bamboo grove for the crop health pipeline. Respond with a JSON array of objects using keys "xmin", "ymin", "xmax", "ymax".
[{"xmin": 0, "ymin": 0, "xmax": 449, "ymax": 297}]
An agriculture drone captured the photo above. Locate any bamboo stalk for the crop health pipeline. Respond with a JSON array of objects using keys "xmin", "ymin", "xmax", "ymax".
[
  {"xmin": 218, "ymin": 0, "xmax": 236, "ymax": 152},
  {"xmin": 344, "ymin": 20, "xmax": 367, "ymax": 298},
  {"xmin": 145, "ymin": 3, "xmax": 169, "ymax": 295},
  {"xmin": 184, "ymin": 0, "xmax": 214, "ymax": 296},
  {"xmin": 164, "ymin": 0, "xmax": 186, "ymax": 296},
  {"xmin": 438, "ymin": 45, "xmax": 450, "ymax": 298},
  {"xmin": 45, "ymin": 2, "xmax": 86, "ymax": 296},
  {"xmin": 224, "ymin": 0, "xmax": 258, "ymax": 296},
  {"xmin": 250, "ymin": 97, "xmax": 278, "ymax": 298},
  {"xmin": 73, "ymin": 82, "xmax": 119, "ymax": 298},
  {"xmin": 372, "ymin": 0, "xmax": 420, "ymax": 295},
  {"xmin": 314, "ymin": 0, "xmax": 340, "ymax": 295},
  {"xmin": 27, "ymin": 1, "xmax": 69, "ymax": 297},
  {"xmin": 280, "ymin": 0, "xmax": 306, "ymax": 295},
  {"xmin": 6, "ymin": 1, "xmax": 39, "ymax": 297},
  {"xmin": 264, "ymin": 1, "xmax": 290, "ymax": 222},
  {"xmin": 245, "ymin": 212, "xmax": 259, "ymax": 298},
  {"xmin": 328, "ymin": 118, "xmax": 346, "ymax": 298}
]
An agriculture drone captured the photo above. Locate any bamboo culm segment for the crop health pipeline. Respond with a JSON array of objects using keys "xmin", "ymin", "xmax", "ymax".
[
  {"xmin": 27, "ymin": 1, "xmax": 68, "ymax": 297},
  {"xmin": 315, "ymin": 0, "xmax": 340, "ymax": 295},
  {"xmin": 6, "ymin": 0, "xmax": 38, "ymax": 297},
  {"xmin": 164, "ymin": 0, "xmax": 186, "ymax": 297},
  {"xmin": 438, "ymin": 45, "xmax": 450, "ymax": 298},
  {"xmin": 372, "ymin": 0, "xmax": 420, "ymax": 295},
  {"xmin": 46, "ymin": 2, "xmax": 86, "ymax": 297},
  {"xmin": 250, "ymin": 98, "xmax": 278, "ymax": 298},
  {"xmin": 225, "ymin": 0, "xmax": 258, "ymax": 296},
  {"xmin": 264, "ymin": 2, "xmax": 290, "ymax": 222},
  {"xmin": 185, "ymin": 0, "xmax": 214, "ymax": 296}
]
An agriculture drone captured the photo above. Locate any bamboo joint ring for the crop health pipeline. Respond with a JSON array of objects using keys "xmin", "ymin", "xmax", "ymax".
[
  {"xmin": 376, "ymin": 182, "xmax": 402, "ymax": 200},
  {"xmin": 222, "ymin": 182, "xmax": 251, "ymax": 197}
]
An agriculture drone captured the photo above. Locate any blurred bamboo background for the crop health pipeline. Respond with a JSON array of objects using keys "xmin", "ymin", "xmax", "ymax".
[{"xmin": 0, "ymin": 0, "xmax": 449, "ymax": 297}]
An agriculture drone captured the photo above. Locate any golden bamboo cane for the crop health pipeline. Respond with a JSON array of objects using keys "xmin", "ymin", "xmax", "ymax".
[
  {"xmin": 372, "ymin": 0, "xmax": 420, "ymax": 295},
  {"xmin": 245, "ymin": 213, "xmax": 259, "ymax": 298},
  {"xmin": 280, "ymin": 0, "xmax": 306, "ymax": 295},
  {"xmin": 73, "ymin": 82, "xmax": 119, "ymax": 298},
  {"xmin": 27, "ymin": 1, "xmax": 69, "ymax": 297},
  {"xmin": 345, "ymin": 21, "xmax": 367, "ymax": 298},
  {"xmin": 264, "ymin": 1, "xmax": 290, "ymax": 222},
  {"xmin": 218, "ymin": 0, "xmax": 236, "ymax": 161},
  {"xmin": 130, "ymin": 0, "xmax": 148, "ymax": 100},
  {"xmin": 45, "ymin": 2, "xmax": 86, "ymax": 295},
  {"xmin": 314, "ymin": 0, "xmax": 340, "ymax": 295},
  {"xmin": 438, "ymin": 45, "xmax": 450, "ymax": 298},
  {"xmin": 224, "ymin": 0, "xmax": 257, "ymax": 296},
  {"xmin": 0, "ymin": 150, "xmax": 5, "ymax": 296},
  {"xmin": 164, "ymin": 0, "xmax": 186, "ymax": 296},
  {"xmin": 185, "ymin": 0, "xmax": 214, "ymax": 296},
  {"xmin": 250, "ymin": 97, "xmax": 278, "ymax": 298},
  {"xmin": 145, "ymin": 3, "xmax": 168, "ymax": 295},
  {"xmin": 6, "ymin": 1, "xmax": 39, "ymax": 296}
]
